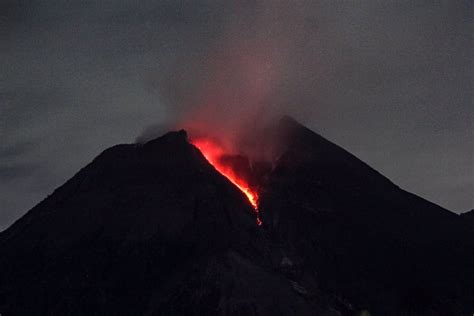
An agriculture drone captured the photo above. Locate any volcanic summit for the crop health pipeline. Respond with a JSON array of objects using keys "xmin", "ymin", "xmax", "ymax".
[{"xmin": 0, "ymin": 117, "xmax": 472, "ymax": 315}]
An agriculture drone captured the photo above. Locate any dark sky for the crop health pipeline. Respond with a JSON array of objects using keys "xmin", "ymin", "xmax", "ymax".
[{"xmin": 1, "ymin": 0, "xmax": 472, "ymax": 231}]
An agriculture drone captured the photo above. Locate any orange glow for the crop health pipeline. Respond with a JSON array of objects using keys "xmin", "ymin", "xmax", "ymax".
[{"xmin": 191, "ymin": 138, "xmax": 262, "ymax": 226}]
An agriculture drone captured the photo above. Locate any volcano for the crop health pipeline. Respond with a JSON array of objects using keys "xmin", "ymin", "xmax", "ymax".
[{"xmin": 0, "ymin": 117, "xmax": 472, "ymax": 315}]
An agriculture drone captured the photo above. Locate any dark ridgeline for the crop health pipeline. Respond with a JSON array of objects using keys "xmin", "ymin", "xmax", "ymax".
[{"xmin": 0, "ymin": 117, "xmax": 472, "ymax": 315}]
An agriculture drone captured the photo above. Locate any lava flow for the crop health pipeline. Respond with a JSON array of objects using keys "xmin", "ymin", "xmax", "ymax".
[{"xmin": 190, "ymin": 138, "xmax": 262, "ymax": 226}]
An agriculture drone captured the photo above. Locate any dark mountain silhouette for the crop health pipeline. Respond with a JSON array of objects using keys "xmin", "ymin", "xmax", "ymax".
[
  {"xmin": 260, "ymin": 117, "xmax": 474, "ymax": 315},
  {"xmin": 0, "ymin": 117, "xmax": 472, "ymax": 315}
]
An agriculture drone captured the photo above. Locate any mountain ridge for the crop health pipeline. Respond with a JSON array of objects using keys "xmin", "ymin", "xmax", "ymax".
[{"xmin": 0, "ymin": 117, "xmax": 472, "ymax": 315}]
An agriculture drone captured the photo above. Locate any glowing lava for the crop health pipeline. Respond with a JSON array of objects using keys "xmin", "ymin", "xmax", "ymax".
[{"xmin": 190, "ymin": 138, "xmax": 262, "ymax": 226}]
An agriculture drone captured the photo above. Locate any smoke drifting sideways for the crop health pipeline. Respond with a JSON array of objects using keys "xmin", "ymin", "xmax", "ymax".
[{"xmin": 136, "ymin": 2, "xmax": 314, "ymax": 163}]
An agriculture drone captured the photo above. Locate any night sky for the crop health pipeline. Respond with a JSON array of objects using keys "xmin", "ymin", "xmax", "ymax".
[{"xmin": 1, "ymin": 0, "xmax": 472, "ymax": 231}]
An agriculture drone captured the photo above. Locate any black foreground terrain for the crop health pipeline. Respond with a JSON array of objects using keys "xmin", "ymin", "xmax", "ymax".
[{"xmin": 0, "ymin": 117, "xmax": 472, "ymax": 315}]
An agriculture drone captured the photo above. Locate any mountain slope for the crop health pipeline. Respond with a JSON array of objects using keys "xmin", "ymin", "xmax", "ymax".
[
  {"xmin": 260, "ymin": 116, "xmax": 474, "ymax": 315},
  {"xmin": 0, "ymin": 130, "xmax": 337, "ymax": 315}
]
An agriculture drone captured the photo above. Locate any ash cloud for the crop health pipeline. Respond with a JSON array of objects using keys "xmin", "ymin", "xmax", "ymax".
[{"xmin": 138, "ymin": 2, "xmax": 326, "ymax": 159}]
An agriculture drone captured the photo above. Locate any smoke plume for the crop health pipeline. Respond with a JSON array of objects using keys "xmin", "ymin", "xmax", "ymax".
[{"xmin": 137, "ymin": 2, "xmax": 315, "ymax": 160}]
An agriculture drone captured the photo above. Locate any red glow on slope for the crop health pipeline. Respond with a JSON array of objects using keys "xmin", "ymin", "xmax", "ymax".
[{"xmin": 190, "ymin": 138, "xmax": 262, "ymax": 226}]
